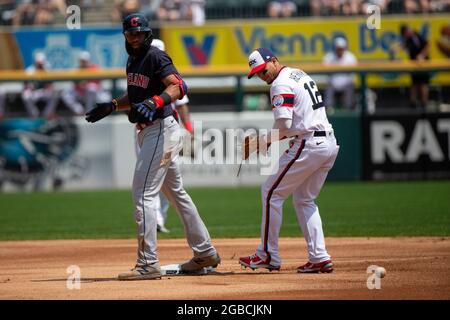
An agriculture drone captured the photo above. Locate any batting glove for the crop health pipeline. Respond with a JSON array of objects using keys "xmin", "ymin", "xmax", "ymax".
[
  {"xmin": 133, "ymin": 98, "xmax": 157, "ymax": 121},
  {"xmin": 85, "ymin": 100, "xmax": 118, "ymax": 123}
]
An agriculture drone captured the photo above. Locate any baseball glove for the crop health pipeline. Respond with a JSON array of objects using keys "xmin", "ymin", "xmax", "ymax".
[
  {"xmin": 242, "ymin": 135, "xmax": 256, "ymax": 160},
  {"xmin": 242, "ymin": 134, "xmax": 272, "ymax": 160}
]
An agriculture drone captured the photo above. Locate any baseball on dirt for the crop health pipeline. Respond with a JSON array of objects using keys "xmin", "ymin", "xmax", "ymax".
[{"xmin": 376, "ymin": 266, "xmax": 386, "ymax": 278}]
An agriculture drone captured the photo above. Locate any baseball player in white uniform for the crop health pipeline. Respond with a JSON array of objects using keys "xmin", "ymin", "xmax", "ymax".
[{"xmin": 239, "ymin": 48, "xmax": 339, "ymax": 273}]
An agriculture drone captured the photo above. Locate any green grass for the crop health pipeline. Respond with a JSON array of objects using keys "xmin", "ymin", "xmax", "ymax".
[{"xmin": 0, "ymin": 181, "xmax": 449, "ymax": 240}]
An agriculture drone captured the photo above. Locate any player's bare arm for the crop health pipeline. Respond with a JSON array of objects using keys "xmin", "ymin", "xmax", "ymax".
[
  {"xmin": 267, "ymin": 118, "xmax": 293, "ymax": 143},
  {"xmin": 162, "ymin": 73, "xmax": 187, "ymax": 101},
  {"xmin": 130, "ymin": 73, "xmax": 187, "ymax": 121},
  {"xmin": 134, "ymin": 73, "xmax": 186, "ymax": 112},
  {"xmin": 114, "ymin": 92, "xmax": 131, "ymax": 111},
  {"xmin": 243, "ymin": 117, "xmax": 293, "ymax": 160}
]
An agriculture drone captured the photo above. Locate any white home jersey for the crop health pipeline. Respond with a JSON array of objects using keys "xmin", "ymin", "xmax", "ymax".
[{"xmin": 270, "ymin": 67, "xmax": 332, "ymax": 138}]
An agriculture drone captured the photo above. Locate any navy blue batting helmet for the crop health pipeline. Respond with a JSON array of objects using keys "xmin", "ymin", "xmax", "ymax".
[{"xmin": 122, "ymin": 13, "xmax": 152, "ymax": 34}]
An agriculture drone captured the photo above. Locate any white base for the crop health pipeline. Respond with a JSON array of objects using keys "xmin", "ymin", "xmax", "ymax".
[{"xmin": 161, "ymin": 263, "xmax": 216, "ymax": 276}]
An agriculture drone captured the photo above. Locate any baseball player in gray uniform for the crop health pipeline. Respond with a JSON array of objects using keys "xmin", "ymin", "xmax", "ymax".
[
  {"xmin": 137, "ymin": 38, "xmax": 194, "ymax": 234},
  {"xmin": 85, "ymin": 13, "xmax": 220, "ymax": 280}
]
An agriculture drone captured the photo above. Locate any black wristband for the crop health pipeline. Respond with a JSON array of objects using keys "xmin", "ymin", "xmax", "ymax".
[{"xmin": 160, "ymin": 92, "xmax": 172, "ymax": 106}]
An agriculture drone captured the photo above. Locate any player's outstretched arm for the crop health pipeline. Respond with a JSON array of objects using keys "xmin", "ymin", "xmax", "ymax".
[
  {"xmin": 85, "ymin": 93, "xmax": 130, "ymax": 123},
  {"xmin": 242, "ymin": 118, "xmax": 293, "ymax": 160},
  {"xmin": 267, "ymin": 118, "xmax": 293, "ymax": 143}
]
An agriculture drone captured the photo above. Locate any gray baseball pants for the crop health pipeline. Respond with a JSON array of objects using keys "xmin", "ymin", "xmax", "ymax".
[{"xmin": 133, "ymin": 116, "xmax": 216, "ymax": 266}]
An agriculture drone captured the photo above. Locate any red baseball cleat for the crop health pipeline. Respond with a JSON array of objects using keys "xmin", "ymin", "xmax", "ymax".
[
  {"xmin": 239, "ymin": 254, "xmax": 280, "ymax": 271},
  {"xmin": 297, "ymin": 260, "xmax": 334, "ymax": 273}
]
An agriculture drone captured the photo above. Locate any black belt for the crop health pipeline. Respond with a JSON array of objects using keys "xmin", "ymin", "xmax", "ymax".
[
  {"xmin": 294, "ymin": 131, "xmax": 328, "ymax": 139},
  {"xmin": 314, "ymin": 131, "xmax": 326, "ymax": 137}
]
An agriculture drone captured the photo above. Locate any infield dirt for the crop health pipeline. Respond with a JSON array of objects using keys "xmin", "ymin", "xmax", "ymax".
[{"xmin": 0, "ymin": 237, "xmax": 449, "ymax": 299}]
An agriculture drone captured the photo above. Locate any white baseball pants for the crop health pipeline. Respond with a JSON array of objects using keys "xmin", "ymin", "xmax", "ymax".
[{"xmin": 256, "ymin": 132, "xmax": 339, "ymax": 267}]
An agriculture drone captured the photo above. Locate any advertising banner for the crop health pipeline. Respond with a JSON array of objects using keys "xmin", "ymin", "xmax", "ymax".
[
  {"xmin": 13, "ymin": 27, "xmax": 128, "ymax": 70},
  {"xmin": 163, "ymin": 16, "xmax": 450, "ymax": 65},
  {"xmin": 0, "ymin": 112, "xmax": 360, "ymax": 192},
  {"xmin": 362, "ymin": 112, "xmax": 450, "ymax": 180},
  {"xmin": 0, "ymin": 116, "xmax": 135, "ymax": 192},
  {"xmin": 162, "ymin": 15, "xmax": 450, "ymax": 87}
]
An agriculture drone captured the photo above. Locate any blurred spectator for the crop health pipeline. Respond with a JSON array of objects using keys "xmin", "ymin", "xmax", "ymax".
[
  {"xmin": 437, "ymin": 24, "xmax": 450, "ymax": 57},
  {"xmin": 404, "ymin": 0, "xmax": 433, "ymax": 13},
  {"xmin": 190, "ymin": 0, "xmax": 205, "ymax": 25},
  {"xmin": 12, "ymin": 0, "xmax": 36, "ymax": 25},
  {"xmin": 0, "ymin": 86, "xmax": 5, "ymax": 119},
  {"xmin": 310, "ymin": 0, "xmax": 341, "ymax": 16},
  {"xmin": 341, "ymin": 0, "xmax": 362, "ymax": 15},
  {"xmin": 34, "ymin": 3, "xmax": 53, "ymax": 25},
  {"xmin": 50, "ymin": 0, "xmax": 66, "ymax": 14},
  {"xmin": 12, "ymin": 0, "xmax": 67, "ymax": 26},
  {"xmin": 61, "ymin": 51, "xmax": 109, "ymax": 115},
  {"xmin": 139, "ymin": 0, "xmax": 162, "ymax": 20},
  {"xmin": 361, "ymin": 0, "xmax": 391, "ymax": 14},
  {"xmin": 156, "ymin": 0, "xmax": 191, "ymax": 21},
  {"xmin": 112, "ymin": 0, "xmax": 141, "ymax": 22},
  {"xmin": 0, "ymin": 0, "xmax": 16, "ymax": 25},
  {"xmin": 268, "ymin": 0, "xmax": 297, "ymax": 18},
  {"xmin": 81, "ymin": 0, "xmax": 105, "ymax": 6},
  {"xmin": 433, "ymin": 0, "xmax": 450, "ymax": 11},
  {"xmin": 22, "ymin": 52, "xmax": 59, "ymax": 119},
  {"xmin": 322, "ymin": 37, "xmax": 358, "ymax": 110},
  {"xmin": 399, "ymin": 24, "xmax": 431, "ymax": 109},
  {"xmin": 311, "ymin": 0, "xmax": 397, "ymax": 15}
]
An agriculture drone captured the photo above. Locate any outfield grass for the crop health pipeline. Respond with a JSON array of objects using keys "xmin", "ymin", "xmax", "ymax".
[{"xmin": 0, "ymin": 181, "xmax": 449, "ymax": 240}]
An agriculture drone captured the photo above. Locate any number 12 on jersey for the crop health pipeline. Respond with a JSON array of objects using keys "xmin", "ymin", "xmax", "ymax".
[{"xmin": 304, "ymin": 81, "xmax": 325, "ymax": 110}]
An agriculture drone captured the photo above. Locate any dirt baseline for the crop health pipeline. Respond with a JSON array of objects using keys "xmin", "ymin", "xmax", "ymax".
[{"xmin": 0, "ymin": 237, "xmax": 449, "ymax": 300}]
